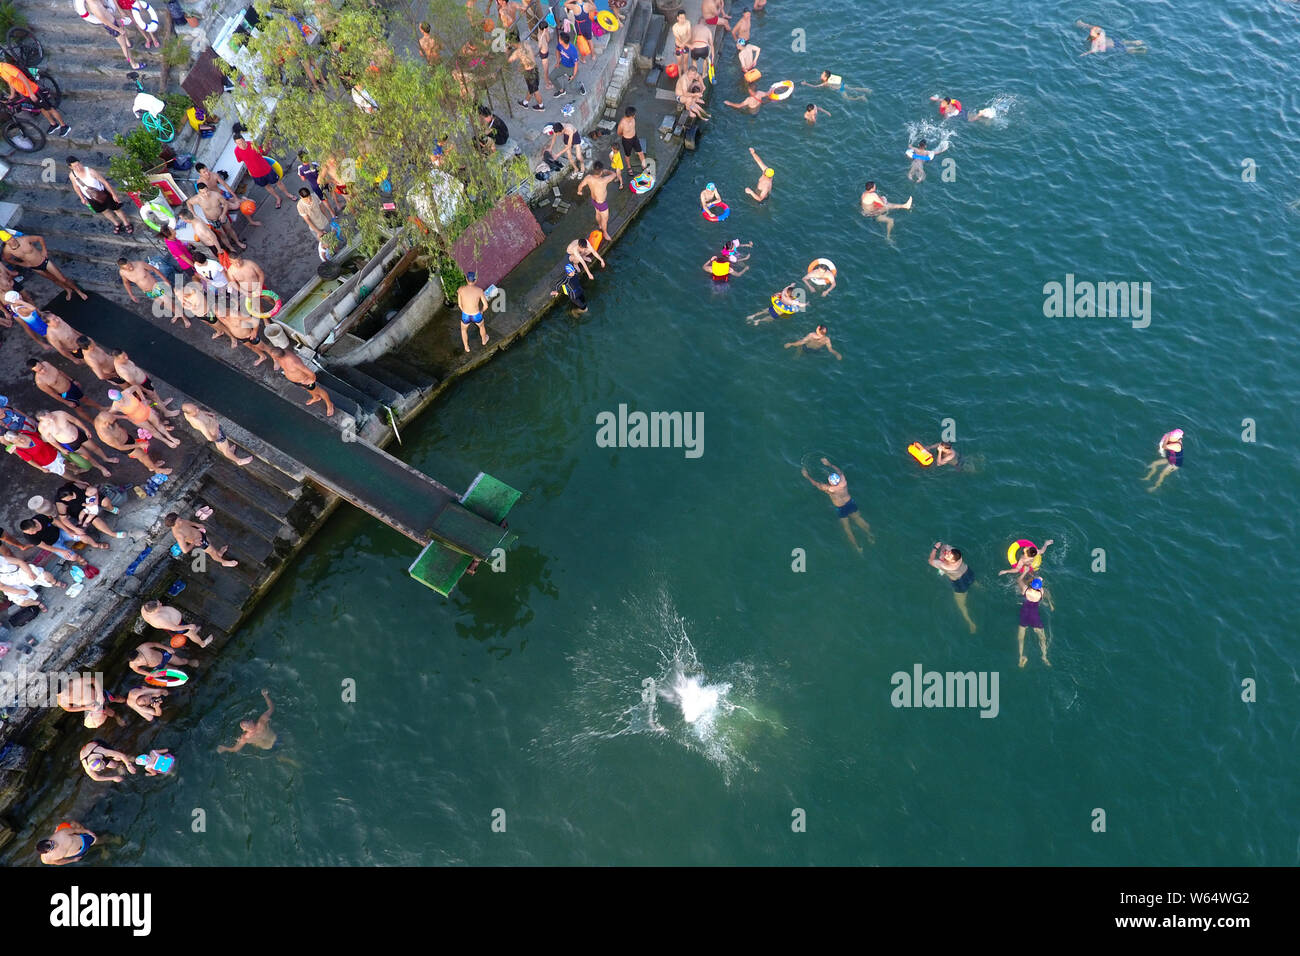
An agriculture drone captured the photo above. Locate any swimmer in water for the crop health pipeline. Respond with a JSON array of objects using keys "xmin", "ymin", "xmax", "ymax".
[
  {"xmin": 968, "ymin": 105, "xmax": 999, "ymax": 121},
  {"xmin": 801, "ymin": 261, "xmax": 837, "ymax": 296},
  {"xmin": 1076, "ymin": 20, "xmax": 1146, "ymax": 55},
  {"xmin": 704, "ymin": 250, "xmax": 748, "ymax": 280},
  {"xmin": 217, "ymin": 689, "xmax": 277, "ymax": 753},
  {"xmin": 745, "ymin": 283, "xmax": 803, "ymax": 324},
  {"xmin": 802, "ymin": 70, "xmax": 870, "ymax": 101},
  {"xmin": 744, "ymin": 147, "xmax": 774, "ymax": 202},
  {"xmin": 1016, "ymin": 572, "xmax": 1054, "ymax": 667},
  {"xmin": 929, "ymin": 542, "xmax": 978, "ymax": 633},
  {"xmin": 926, "ymin": 440, "xmax": 958, "ymax": 467},
  {"xmin": 700, "ymin": 181, "xmax": 725, "ymax": 216},
  {"xmin": 805, "ymin": 103, "xmax": 830, "ymax": 124},
  {"xmin": 1143, "ymin": 428, "xmax": 1184, "ymax": 491},
  {"xmin": 907, "ymin": 138, "xmax": 936, "ymax": 182},
  {"xmin": 860, "ymin": 181, "xmax": 913, "ymax": 239},
  {"xmin": 1000, "ymin": 539, "xmax": 1054, "ymax": 577},
  {"xmin": 802, "ymin": 457, "xmax": 874, "ymax": 553},
  {"xmin": 785, "ymin": 324, "xmax": 842, "ymax": 360},
  {"xmin": 724, "ymin": 83, "xmax": 765, "ymax": 114}
]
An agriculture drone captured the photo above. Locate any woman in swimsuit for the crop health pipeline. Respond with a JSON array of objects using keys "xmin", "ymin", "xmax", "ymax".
[
  {"xmin": 1143, "ymin": 428, "xmax": 1184, "ymax": 491},
  {"xmin": 1016, "ymin": 573, "xmax": 1054, "ymax": 668},
  {"xmin": 79, "ymin": 739, "xmax": 136, "ymax": 782}
]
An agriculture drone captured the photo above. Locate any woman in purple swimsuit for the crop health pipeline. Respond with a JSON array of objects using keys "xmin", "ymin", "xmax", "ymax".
[{"xmin": 1016, "ymin": 574, "xmax": 1053, "ymax": 668}]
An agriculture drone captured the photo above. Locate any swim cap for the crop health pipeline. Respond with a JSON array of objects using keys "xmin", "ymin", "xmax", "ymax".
[
  {"xmin": 465, "ymin": 270, "xmax": 476, "ymax": 282},
  {"xmin": 706, "ymin": 182, "xmax": 716, "ymax": 191},
  {"xmin": 1030, "ymin": 578, "xmax": 1043, "ymax": 590},
  {"xmin": 737, "ymin": 38, "xmax": 745, "ymax": 46},
  {"xmin": 827, "ymin": 473, "xmax": 841, "ymax": 485},
  {"xmin": 564, "ymin": 263, "xmax": 576, "ymax": 275},
  {"xmin": 3, "ymin": 290, "xmax": 20, "ymax": 303},
  {"xmin": 764, "ymin": 168, "xmax": 774, "ymax": 177},
  {"xmin": 107, "ymin": 389, "xmax": 122, "ymax": 401},
  {"xmin": 1168, "ymin": 428, "xmax": 1184, "ymax": 440}
]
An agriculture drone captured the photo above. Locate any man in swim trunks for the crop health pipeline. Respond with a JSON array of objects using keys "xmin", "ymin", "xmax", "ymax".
[
  {"xmin": 745, "ymin": 283, "xmax": 803, "ymax": 324},
  {"xmin": 129, "ymin": 640, "xmax": 193, "ymax": 676},
  {"xmin": 275, "ymin": 347, "xmax": 337, "ymax": 417},
  {"xmin": 732, "ymin": 8, "xmax": 752, "ymax": 47},
  {"xmin": 928, "ymin": 541, "xmax": 978, "ymax": 633},
  {"xmin": 802, "ymin": 70, "xmax": 870, "ymax": 101},
  {"xmin": 801, "ymin": 262, "xmax": 837, "ymax": 296},
  {"xmin": 213, "ymin": 306, "xmax": 282, "ymax": 369},
  {"xmin": 141, "ymin": 598, "xmax": 212, "ymax": 648},
  {"xmin": 745, "ymin": 147, "xmax": 774, "ymax": 202},
  {"xmin": 117, "ymin": 257, "xmax": 174, "ymax": 315},
  {"xmin": 802, "ymin": 456, "xmax": 874, "ymax": 553},
  {"xmin": 37, "ymin": 409, "xmax": 118, "ymax": 477},
  {"xmin": 907, "ymin": 138, "xmax": 937, "ymax": 183},
  {"xmin": 107, "ymin": 384, "xmax": 180, "ymax": 448},
  {"xmin": 165, "ymin": 512, "xmax": 239, "ymax": 568},
  {"xmin": 805, "ymin": 103, "xmax": 831, "ymax": 124},
  {"xmin": 457, "ymin": 271, "xmax": 490, "ymax": 353},
  {"xmin": 926, "ymin": 440, "xmax": 958, "ymax": 467},
  {"xmin": 543, "ymin": 122, "xmax": 585, "ymax": 174},
  {"xmin": 566, "ymin": 236, "xmax": 606, "ymax": 280},
  {"xmin": 126, "ymin": 685, "xmax": 168, "ymax": 722},
  {"xmin": 182, "ymin": 402, "xmax": 253, "ymax": 466},
  {"xmin": 218, "ymin": 689, "xmax": 277, "ymax": 753},
  {"xmin": 550, "ymin": 263, "xmax": 588, "ymax": 314},
  {"xmin": 93, "ymin": 410, "xmax": 171, "ymax": 476},
  {"xmin": 111, "ymin": 349, "xmax": 179, "ymax": 417},
  {"xmin": 187, "ymin": 182, "xmax": 246, "ymax": 252},
  {"xmin": 701, "ymin": 0, "xmax": 731, "ymax": 33},
  {"xmin": 29, "ymin": 359, "xmax": 101, "ymax": 421},
  {"xmin": 700, "ymin": 181, "xmax": 724, "ymax": 216},
  {"xmin": 860, "ymin": 181, "xmax": 913, "ymax": 239},
  {"xmin": 616, "ymin": 106, "xmax": 648, "ymax": 171},
  {"xmin": 689, "ymin": 18, "xmax": 715, "ymax": 72},
  {"xmin": 675, "ymin": 67, "xmax": 710, "ymax": 119},
  {"xmin": 1076, "ymin": 20, "xmax": 1144, "ymax": 54},
  {"xmin": 784, "ymin": 324, "xmax": 842, "ymax": 360},
  {"xmin": 38, "ymin": 821, "xmax": 98, "ymax": 865},
  {"xmin": 417, "ymin": 20, "xmax": 442, "ymax": 64},
  {"xmin": 1016, "ymin": 572, "xmax": 1053, "ymax": 667},
  {"xmin": 671, "ymin": 10, "xmax": 693, "ymax": 76},
  {"xmin": 724, "ymin": 83, "xmax": 765, "ymax": 113},
  {"xmin": 225, "ymin": 254, "xmax": 267, "ymax": 302},
  {"xmin": 1143, "ymin": 427, "xmax": 1184, "ymax": 491},
  {"xmin": 578, "ymin": 162, "xmax": 617, "ymax": 241},
  {"xmin": 76, "ymin": 335, "xmax": 132, "ymax": 390}
]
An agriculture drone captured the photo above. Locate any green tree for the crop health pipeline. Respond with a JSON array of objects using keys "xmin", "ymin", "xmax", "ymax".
[{"xmin": 219, "ymin": 1, "xmax": 528, "ymax": 273}]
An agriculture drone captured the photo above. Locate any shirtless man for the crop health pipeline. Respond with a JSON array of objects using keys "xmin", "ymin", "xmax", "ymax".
[
  {"xmin": 738, "ymin": 41, "xmax": 761, "ymax": 74},
  {"xmin": 164, "ymin": 512, "xmax": 238, "ymax": 567},
  {"xmin": 859, "ymin": 181, "xmax": 913, "ymax": 239},
  {"xmin": 222, "ymin": 257, "xmax": 266, "ymax": 306},
  {"xmin": 0, "ymin": 261, "xmax": 28, "ymax": 304},
  {"xmin": 76, "ymin": 336, "xmax": 129, "ymax": 389},
  {"xmin": 141, "ymin": 598, "xmax": 212, "ymax": 648},
  {"xmin": 702, "ymin": 0, "xmax": 731, "ymax": 32},
  {"xmin": 3, "ymin": 234, "xmax": 86, "ymax": 301},
  {"xmin": 802, "ymin": 261, "xmax": 837, "ymax": 296},
  {"xmin": 175, "ymin": 209, "xmax": 224, "ymax": 259},
  {"xmin": 1076, "ymin": 19, "xmax": 1145, "ymax": 55},
  {"xmin": 929, "ymin": 541, "xmax": 978, "ymax": 633},
  {"xmin": 671, "ymin": 9, "xmax": 693, "ymax": 75},
  {"xmin": 217, "ymin": 690, "xmax": 277, "ymax": 753},
  {"xmin": 700, "ymin": 181, "xmax": 725, "ymax": 216},
  {"xmin": 275, "ymin": 348, "xmax": 336, "ymax": 417},
  {"xmin": 456, "ymin": 272, "xmax": 489, "ymax": 353},
  {"xmin": 180, "ymin": 402, "xmax": 252, "ymax": 465},
  {"xmin": 802, "ymin": 70, "xmax": 871, "ymax": 101},
  {"xmin": 38, "ymin": 821, "xmax": 98, "ymax": 865},
  {"xmin": 745, "ymin": 283, "xmax": 804, "ymax": 324},
  {"xmin": 111, "ymin": 349, "xmax": 179, "ymax": 417},
  {"xmin": 616, "ymin": 106, "xmax": 647, "ymax": 170},
  {"xmin": 179, "ymin": 282, "xmax": 230, "ymax": 341},
  {"xmin": 688, "ymin": 18, "xmax": 715, "ymax": 80},
  {"xmin": 675, "ymin": 66, "xmax": 710, "ymax": 119},
  {"xmin": 41, "ymin": 310, "xmax": 85, "ymax": 364},
  {"xmin": 117, "ymin": 257, "xmax": 174, "ymax": 315},
  {"xmin": 126, "ymin": 685, "xmax": 168, "ymax": 722},
  {"xmin": 417, "ymin": 21, "xmax": 442, "ymax": 64},
  {"xmin": 215, "ymin": 309, "xmax": 282, "ymax": 368},
  {"xmin": 724, "ymin": 84, "xmax": 764, "ymax": 113},
  {"xmin": 543, "ymin": 122, "xmax": 585, "ymax": 174},
  {"xmin": 802, "ymin": 457, "xmax": 875, "ymax": 554},
  {"xmin": 578, "ymin": 162, "xmax": 617, "ymax": 241},
  {"xmin": 56, "ymin": 674, "xmax": 125, "ymax": 730},
  {"xmin": 93, "ymin": 411, "xmax": 171, "ymax": 475},
  {"xmin": 733, "ymin": 9, "xmax": 752, "ymax": 47},
  {"xmin": 745, "ymin": 147, "xmax": 774, "ymax": 201},
  {"xmin": 128, "ymin": 640, "xmax": 193, "ymax": 676},
  {"xmin": 37, "ymin": 409, "xmax": 117, "ymax": 476},
  {"xmin": 79, "ymin": 739, "xmax": 136, "ymax": 782},
  {"xmin": 188, "ymin": 183, "xmax": 246, "ymax": 252},
  {"xmin": 784, "ymin": 324, "xmax": 842, "ymax": 360},
  {"xmin": 29, "ymin": 358, "xmax": 101, "ymax": 419},
  {"xmin": 565, "ymin": 236, "xmax": 605, "ymax": 279}
]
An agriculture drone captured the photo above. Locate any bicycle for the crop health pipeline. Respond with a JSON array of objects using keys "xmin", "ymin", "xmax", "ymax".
[
  {"xmin": 0, "ymin": 97, "xmax": 46, "ymax": 151},
  {"xmin": 127, "ymin": 71, "xmax": 173, "ymax": 143},
  {"xmin": 0, "ymin": 27, "xmax": 44, "ymax": 69}
]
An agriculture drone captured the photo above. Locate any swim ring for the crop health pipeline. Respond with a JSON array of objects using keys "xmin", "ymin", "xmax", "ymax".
[
  {"xmin": 145, "ymin": 668, "xmax": 188, "ymax": 688},
  {"xmin": 703, "ymin": 202, "xmax": 730, "ymax": 221},
  {"xmin": 629, "ymin": 171, "xmax": 655, "ymax": 194},
  {"xmin": 768, "ymin": 80, "xmax": 794, "ymax": 101},
  {"xmin": 905, "ymin": 148, "xmax": 933, "ymax": 161},
  {"xmin": 1006, "ymin": 539, "xmax": 1039, "ymax": 568},
  {"xmin": 596, "ymin": 10, "xmax": 618, "ymax": 31},
  {"xmin": 244, "ymin": 288, "xmax": 282, "ymax": 319},
  {"xmin": 770, "ymin": 293, "xmax": 796, "ymax": 316},
  {"xmin": 131, "ymin": 1, "xmax": 159, "ymax": 32},
  {"xmin": 806, "ymin": 258, "xmax": 836, "ymax": 286}
]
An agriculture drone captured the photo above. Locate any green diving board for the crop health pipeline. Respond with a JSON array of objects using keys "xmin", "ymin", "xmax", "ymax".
[{"xmin": 409, "ymin": 472, "xmax": 521, "ymax": 595}]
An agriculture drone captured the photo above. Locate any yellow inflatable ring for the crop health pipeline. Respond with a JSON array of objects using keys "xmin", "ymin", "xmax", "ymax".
[
  {"xmin": 1006, "ymin": 539, "xmax": 1039, "ymax": 568},
  {"xmin": 768, "ymin": 80, "xmax": 794, "ymax": 101},
  {"xmin": 806, "ymin": 258, "xmax": 836, "ymax": 286},
  {"xmin": 244, "ymin": 289, "xmax": 283, "ymax": 319},
  {"xmin": 596, "ymin": 9, "xmax": 619, "ymax": 31}
]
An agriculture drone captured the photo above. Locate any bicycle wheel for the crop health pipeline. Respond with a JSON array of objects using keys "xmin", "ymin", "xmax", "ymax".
[
  {"xmin": 143, "ymin": 113, "xmax": 174, "ymax": 143},
  {"xmin": 5, "ymin": 29, "xmax": 43, "ymax": 68},
  {"xmin": 3, "ymin": 115, "xmax": 45, "ymax": 152},
  {"xmin": 36, "ymin": 73, "xmax": 60, "ymax": 107}
]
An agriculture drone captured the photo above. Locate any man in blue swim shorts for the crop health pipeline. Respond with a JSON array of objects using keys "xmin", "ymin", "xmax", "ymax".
[
  {"xmin": 929, "ymin": 542, "xmax": 977, "ymax": 633},
  {"xmin": 38, "ymin": 821, "xmax": 97, "ymax": 865},
  {"xmin": 457, "ymin": 270, "xmax": 490, "ymax": 353},
  {"xmin": 802, "ymin": 456, "xmax": 875, "ymax": 554}
]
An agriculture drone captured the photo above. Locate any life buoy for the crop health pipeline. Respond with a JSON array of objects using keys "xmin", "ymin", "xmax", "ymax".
[
  {"xmin": 768, "ymin": 80, "xmax": 794, "ymax": 101},
  {"xmin": 806, "ymin": 258, "xmax": 836, "ymax": 285},
  {"xmin": 145, "ymin": 668, "xmax": 188, "ymax": 688},
  {"xmin": 702, "ymin": 201, "xmax": 730, "ymax": 221},
  {"xmin": 770, "ymin": 293, "xmax": 796, "ymax": 316},
  {"xmin": 587, "ymin": 229, "xmax": 603, "ymax": 252},
  {"xmin": 596, "ymin": 9, "xmax": 619, "ymax": 31},
  {"xmin": 73, "ymin": 0, "xmax": 91, "ymax": 20},
  {"xmin": 244, "ymin": 288, "xmax": 282, "ymax": 319},
  {"xmin": 131, "ymin": 0, "xmax": 159, "ymax": 33},
  {"xmin": 907, "ymin": 442, "xmax": 934, "ymax": 466},
  {"xmin": 1006, "ymin": 539, "xmax": 1039, "ymax": 568},
  {"xmin": 576, "ymin": 34, "xmax": 592, "ymax": 57},
  {"xmin": 629, "ymin": 171, "xmax": 654, "ymax": 194}
]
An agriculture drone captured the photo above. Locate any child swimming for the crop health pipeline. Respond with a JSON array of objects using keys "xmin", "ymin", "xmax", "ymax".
[{"xmin": 802, "ymin": 70, "xmax": 870, "ymax": 101}]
